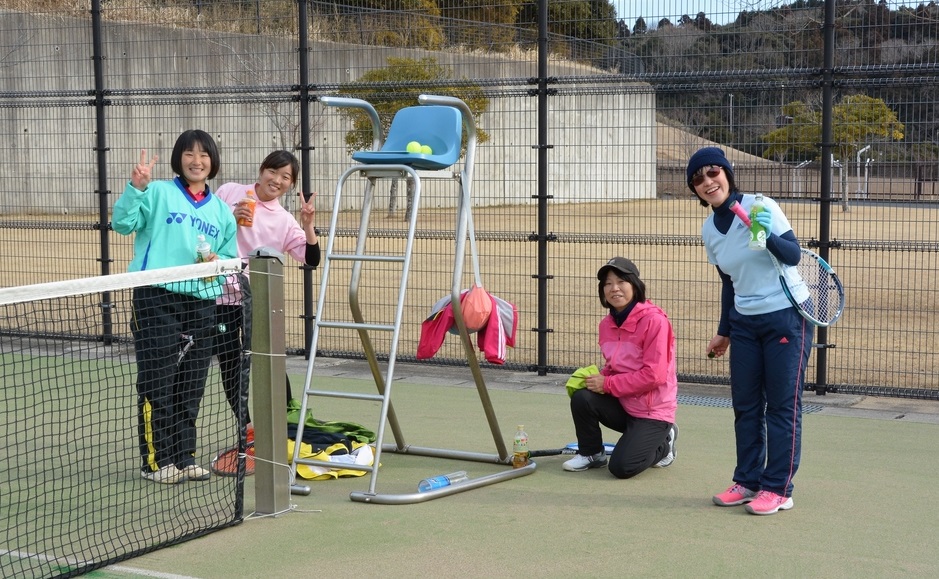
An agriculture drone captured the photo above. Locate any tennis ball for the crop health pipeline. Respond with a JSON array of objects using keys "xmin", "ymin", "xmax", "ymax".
[
  {"xmin": 406, "ymin": 141, "xmax": 421, "ymax": 153},
  {"xmin": 420, "ymin": 145, "xmax": 433, "ymax": 155}
]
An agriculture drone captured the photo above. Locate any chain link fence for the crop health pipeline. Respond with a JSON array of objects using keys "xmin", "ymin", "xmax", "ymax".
[{"xmin": 2, "ymin": 0, "xmax": 937, "ymax": 398}]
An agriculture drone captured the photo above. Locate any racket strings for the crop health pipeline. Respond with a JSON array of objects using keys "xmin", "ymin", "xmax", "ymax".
[
  {"xmin": 210, "ymin": 443, "xmax": 256, "ymax": 476},
  {"xmin": 797, "ymin": 259, "xmax": 843, "ymax": 325}
]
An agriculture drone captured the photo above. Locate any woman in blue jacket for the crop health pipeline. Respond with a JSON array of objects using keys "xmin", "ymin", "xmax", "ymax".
[{"xmin": 687, "ymin": 147, "xmax": 812, "ymax": 516}]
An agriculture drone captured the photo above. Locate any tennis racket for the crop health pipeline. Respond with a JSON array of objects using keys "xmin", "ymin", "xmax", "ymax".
[
  {"xmin": 767, "ymin": 247, "xmax": 845, "ymax": 328},
  {"xmin": 529, "ymin": 442, "xmax": 615, "ymax": 458},
  {"xmin": 210, "ymin": 441, "xmax": 255, "ymax": 476}
]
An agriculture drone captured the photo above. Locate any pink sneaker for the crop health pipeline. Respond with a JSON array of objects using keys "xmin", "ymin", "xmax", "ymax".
[
  {"xmin": 712, "ymin": 483, "xmax": 758, "ymax": 506},
  {"xmin": 745, "ymin": 490, "xmax": 794, "ymax": 515}
]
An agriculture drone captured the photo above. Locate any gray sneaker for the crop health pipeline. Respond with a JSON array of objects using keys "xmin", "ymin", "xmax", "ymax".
[
  {"xmin": 654, "ymin": 423, "xmax": 679, "ymax": 468},
  {"xmin": 562, "ymin": 452, "xmax": 608, "ymax": 472},
  {"xmin": 180, "ymin": 464, "xmax": 212, "ymax": 481},
  {"xmin": 141, "ymin": 464, "xmax": 184, "ymax": 484}
]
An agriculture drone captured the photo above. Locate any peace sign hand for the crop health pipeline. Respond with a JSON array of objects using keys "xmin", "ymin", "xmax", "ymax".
[
  {"xmin": 299, "ymin": 191, "xmax": 318, "ymax": 243},
  {"xmin": 131, "ymin": 149, "xmax": 158, "ymax": 191}
]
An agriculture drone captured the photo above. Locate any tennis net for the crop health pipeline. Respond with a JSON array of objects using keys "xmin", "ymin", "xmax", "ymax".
[{"xmin": 0, "ymin": 259, "xmax": 245, "ymax": 578}]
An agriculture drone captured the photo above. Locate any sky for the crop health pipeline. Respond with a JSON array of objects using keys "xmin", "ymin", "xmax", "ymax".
[{"xmin": 612, "ymin": 0, "xmax": 782, "ymax": 28}]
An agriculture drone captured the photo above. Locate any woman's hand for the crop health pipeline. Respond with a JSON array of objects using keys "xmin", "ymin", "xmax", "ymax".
[
  {"xmin": 707, "ymin": 335, "xmax": 730, "ymax": 358},
  {"xmin": 584, "ymin": 373, "xmax": 606, "ymax": 394},
  {"xmin": 232, "ymin": 200, "xmax": 253, "ymax": 225},
  {"xmin": 754, "ymin": 208, "xmax": 772, "ymax": 232},
  {"xmin": 131, "ymin": 149, "xmax": 158, "ymax": 191},
  {"xmin": 299, "ymin": 191, "xmax": 318, "ymax": 243}
]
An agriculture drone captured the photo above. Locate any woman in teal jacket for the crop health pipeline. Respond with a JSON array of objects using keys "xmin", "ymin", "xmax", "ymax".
[{"xmin": 113, "ymin": 129, "xmax": 238, "ymax": 485}]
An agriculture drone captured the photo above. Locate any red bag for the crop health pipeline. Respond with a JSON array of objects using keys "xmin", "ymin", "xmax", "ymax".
[{"xmin": 460, "ymin": 284, "xmax": 492, "ymax": 332}]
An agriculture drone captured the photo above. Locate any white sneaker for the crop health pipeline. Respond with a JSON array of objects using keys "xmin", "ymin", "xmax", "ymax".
[
  {"xmin": 141, "ymin": 464, "xmax": 184, "ymax": 484},
  {"xmin": 181, "ymin": 464, "xmax": 211, "ymax": 481},
  {"xmin": 562, "ymin": 452, "xmax": 607, "ymax": 472},
  {"xmin": 654, "ymin": 423, "xmax": 679, "ymax": 468}
]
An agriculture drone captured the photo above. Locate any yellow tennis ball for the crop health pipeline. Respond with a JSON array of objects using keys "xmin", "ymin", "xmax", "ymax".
[
  {"xmin": 406, "ymin": 141, "xmax": 421, "ymax": 153},
  {"xmin": 420, "ymin": 145, "xmax": 433, "ymax": 155}
]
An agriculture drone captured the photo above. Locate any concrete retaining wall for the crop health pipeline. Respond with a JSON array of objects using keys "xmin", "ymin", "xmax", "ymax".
[{"xmin": 0, "ymin": 9, "xmax": 654, "ymax": 214}]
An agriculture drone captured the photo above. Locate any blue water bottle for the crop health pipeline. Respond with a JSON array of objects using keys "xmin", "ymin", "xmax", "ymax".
[{"xmin": 417, "ymin": 470, "xmax": 468, "ymax": 492}]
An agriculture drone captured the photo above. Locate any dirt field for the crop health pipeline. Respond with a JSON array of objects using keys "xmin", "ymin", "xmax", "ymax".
[{"xmin": 1, "ymin": 197, "xmax": 937, "ymax": 393}]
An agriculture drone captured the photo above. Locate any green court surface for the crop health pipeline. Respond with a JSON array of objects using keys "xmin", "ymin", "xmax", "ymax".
[{"xmin": 96, "ymin": 360, "xmax": 939, "ymax": 578}]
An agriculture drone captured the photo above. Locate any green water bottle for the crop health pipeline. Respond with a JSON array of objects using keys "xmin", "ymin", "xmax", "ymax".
[{"xmin": 748, "ymin": 193, "xmax": 767, "ymax": 250}]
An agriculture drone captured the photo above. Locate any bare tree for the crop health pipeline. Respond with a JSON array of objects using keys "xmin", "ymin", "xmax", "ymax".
[
  {"xmin": 207, "ymin": 36, "xmax": 322, "ymax": 153},
  {"xmin": 0, "ymin": 30, "xmax": 33, "ymax": 70}
]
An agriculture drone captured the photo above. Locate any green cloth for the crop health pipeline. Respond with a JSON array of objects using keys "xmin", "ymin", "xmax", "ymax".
[
  {"xmin": 566, "ymin": 365, "xmax": 600, "ymax": 397},
  {"xmin": 286, "ymin": 399, "xmax": 377, "ymax": 443}
]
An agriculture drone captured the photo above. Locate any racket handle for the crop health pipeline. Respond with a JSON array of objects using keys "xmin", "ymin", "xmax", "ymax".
[{"xmin": 729, "ymin": 201, "xmax": 751, "ymax": 227}]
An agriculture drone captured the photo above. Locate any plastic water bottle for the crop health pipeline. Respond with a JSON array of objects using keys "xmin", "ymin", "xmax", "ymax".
[
  {"xmin": 195, "ymin": 235, "xmax": 215, "ymax": 282},
  {"xmin": 237, "ymin": 189, "xmax": 257, "ymax": 227},
  {"xmin": 512, "ymin": 425, "xmax": 529, "ymax": 468},
  {"xmin": 417, "ymin": 470, "xmax": 468, "ymax": 492},
  {"xmin": 748, "ymin": 193, "xmax": 767, "ymax": 250},
  {"xmin": 195, "ymin": 234, "xmax": 211, "ymax": 263}
]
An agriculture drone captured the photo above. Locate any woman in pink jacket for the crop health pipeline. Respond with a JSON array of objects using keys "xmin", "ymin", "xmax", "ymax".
[
  {"xmin": 563, "ymin": 257, "xmax": 679, "ymax": 478},
  {"xmin": 213, "ymin": 150, "xmax": 320, "ymax": 434}
]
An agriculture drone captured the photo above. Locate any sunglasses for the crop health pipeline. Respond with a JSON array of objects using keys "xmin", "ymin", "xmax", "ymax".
[{"xmin": 692, "ymin": 165, "xmax": 722, "ymax": 187}]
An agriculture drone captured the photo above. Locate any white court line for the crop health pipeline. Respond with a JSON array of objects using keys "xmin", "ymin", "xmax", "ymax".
[
  {"xmin": 0, "ymin": 549, "xmax": 200, "ymax": 579},
  {"xmin": 104, "ymin": 565, "xmax": 201, "ymax": 579}
]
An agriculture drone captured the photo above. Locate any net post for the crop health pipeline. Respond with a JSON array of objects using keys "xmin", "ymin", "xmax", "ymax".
[{"xmin": 249, "ymin": 251, "xmax": 291, "ymax": 514}]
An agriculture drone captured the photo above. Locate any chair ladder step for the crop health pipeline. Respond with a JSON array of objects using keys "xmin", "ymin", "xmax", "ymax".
[
  {"xmin": 328, "ymin": 253, "xmax": 406, "ymax": 263},
  {"xmin": 303, "ymin": 389, "xmax": 385, "ymax": 403},
  {"xmin": 316, "ymin": 320, "xmax": 396, "ymax": 332}
]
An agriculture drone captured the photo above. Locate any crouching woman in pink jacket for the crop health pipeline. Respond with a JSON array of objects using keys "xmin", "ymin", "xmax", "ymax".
[{"xmin": 563, "ymin": 257, "xmax": 679, "ymax": 478}]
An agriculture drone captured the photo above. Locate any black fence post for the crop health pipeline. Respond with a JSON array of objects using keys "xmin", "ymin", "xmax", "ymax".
[
  {"xmin": 297, "ymin": 0, "xmax": 315, "ymax": 359},
  {"xmin": 91, "ymin": 0, "xmax": 115, "ymax": 345},
  {"xmin": 814, "ymin": 0, "xmax": 838, "ymax": 395},
  {"xmin": 529, "ymin": 0, "xmax": 556, "ymax": 376}
]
